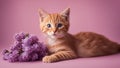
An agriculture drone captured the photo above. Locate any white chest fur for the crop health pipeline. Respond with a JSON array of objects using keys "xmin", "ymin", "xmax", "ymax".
[{"xmin": 47, "ymin": 37, "xmax": 62, "ymax": 46}]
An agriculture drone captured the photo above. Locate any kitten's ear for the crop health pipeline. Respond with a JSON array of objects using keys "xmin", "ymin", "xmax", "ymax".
[
  {"xmin": 38, "ymin": 8, "xmax": 49, "ymax": 22},
  {"xmin": 60, "ymin": 8, "xmax": 70, "ymax": 21}
]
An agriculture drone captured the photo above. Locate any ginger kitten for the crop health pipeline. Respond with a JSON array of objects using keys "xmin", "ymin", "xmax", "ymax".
[{"xmin": 39, "ymin": 8, "xmax": 120, "ymax": 63}]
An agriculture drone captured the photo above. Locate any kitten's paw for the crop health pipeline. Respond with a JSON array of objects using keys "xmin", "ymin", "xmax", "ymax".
[{"xmin": 42, "ymin": 56, "xmax": 58, "ymax": 63}]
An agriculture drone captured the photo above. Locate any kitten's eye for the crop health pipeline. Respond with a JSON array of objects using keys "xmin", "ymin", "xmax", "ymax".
[
  {"xmin": 47, "ymin": 24, "xmax": 51, "ymax": 28},
  {"xmin": 57, "ymin": 23, "xmax": 62, "ymax": 28}
]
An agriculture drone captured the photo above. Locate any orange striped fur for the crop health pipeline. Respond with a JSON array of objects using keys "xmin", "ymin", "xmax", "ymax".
[{"xmin": 39, "ymin": 8, "xmax": 120, "ymax": 63}]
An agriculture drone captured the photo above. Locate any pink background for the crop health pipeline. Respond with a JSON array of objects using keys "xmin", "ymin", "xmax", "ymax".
[{"xmin": 0, "ymin": 0, "xmax": 120, "ymax": 68}]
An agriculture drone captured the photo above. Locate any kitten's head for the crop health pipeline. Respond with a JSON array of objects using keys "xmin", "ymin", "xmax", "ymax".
[{"xmin": 39, "ymin": 8, "xmax": 70, "ymax": 38}]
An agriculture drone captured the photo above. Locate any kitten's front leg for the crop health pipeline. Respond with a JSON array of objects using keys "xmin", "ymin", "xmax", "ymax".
[{"xmin": 42, "ymin": 51, "xmax": 77, "ymax": 63}]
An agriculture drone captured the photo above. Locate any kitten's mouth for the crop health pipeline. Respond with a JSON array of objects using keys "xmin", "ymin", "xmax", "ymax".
[
  {"xmin": 46, "ymin": 32, "xmax": 65, "ymax": 38},
  {"xmin": 47, "ymin": 33, "xmax": 65, "ymax": 39},
  {"xmin": 52, "ymin": 34, "xmax": 64, "ymax": 38}
]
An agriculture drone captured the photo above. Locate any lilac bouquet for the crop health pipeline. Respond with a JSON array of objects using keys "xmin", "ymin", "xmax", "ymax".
[{"xmin": 2, "ymin": 32, "xmax": 47, "ymax": 62}]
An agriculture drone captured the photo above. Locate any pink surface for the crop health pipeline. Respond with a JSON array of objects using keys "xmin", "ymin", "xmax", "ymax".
[
  {"xmin": 0, "ymin": 53, "xmax": 120, "ymax": 68},
  {"xmin": 0, "ymin": 0, "xmax": 120, "ymax": 68}
]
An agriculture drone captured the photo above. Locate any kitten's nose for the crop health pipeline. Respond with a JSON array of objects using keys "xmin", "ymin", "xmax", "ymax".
[
  {"xmin": 53, "ymin": 29, "xmax": 57, "ymax": 34},
  {"xmin": 53, "ymin": 32, "xmax": 57, "ymax": 35},
  {"xmin": 53, "ymin": 31, "xmax": 57, "ymax": 36}
]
